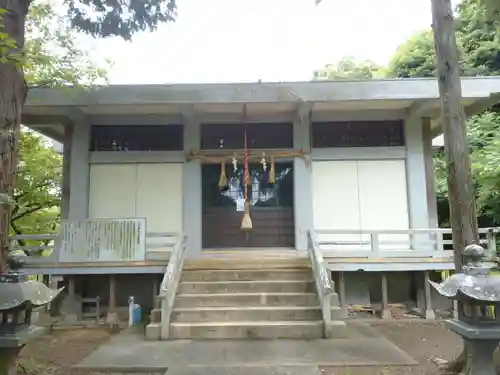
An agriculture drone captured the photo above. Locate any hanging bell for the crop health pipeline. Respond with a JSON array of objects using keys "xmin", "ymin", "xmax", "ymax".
[
  {"xmin": 268, "ymin": 156, "xmax": 276, "ymax": 185},
  {"xmin": 260, "ymin": 169, "xmax": 271, "ymax": 189},
  {"xmin": 218, "ymin": 161, "xmax": 228, "ymax": 189},
  {"xmin": 240, "ymin": 201, "xmax": 253, "ymax": 230}
]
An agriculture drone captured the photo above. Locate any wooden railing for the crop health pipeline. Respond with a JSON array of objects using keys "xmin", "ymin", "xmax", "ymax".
[
  {"xmin": 59, "ymin": 218, "xmax": 146, "ymax": 262},
  {"xmin": 315, "ymin": 227, "xmax": 500, "ymax": 259},
  {"xmin": 9, "ymin": 234, "xmax": 58, "ymax": 264},
  {"xmin": 146, "ymin": 232, "xmax": 180, "ymax": 260},
  {"xmin": 307, "ymin": 230, "xmax": 333, "ymax": 338},
  {"xmin": 9, "ymin": 222, "xmax": 181, "ymax": 265},
  {"xmin": 159, "ymin": 233, "xmax": 187, "ymax": 340}
]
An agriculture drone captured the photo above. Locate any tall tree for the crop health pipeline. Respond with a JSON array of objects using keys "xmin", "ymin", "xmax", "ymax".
[
  {"xmin": 431, "ymin": 0, "xmax": 479, "ymax": 271},
  {"xmin": 0, "ymin": 0, "xmax": 176, "ymax": 273},
  {"xmin": 384, "ymin": 0, "xmax": 500, "ymax": 233},
  {"xmin": 430, "ymin": 0, "xmax": 498, "ymax": 373},
  {"xmin": 3, "ymin": 1, "xmax": 108, "ymax": 255}
]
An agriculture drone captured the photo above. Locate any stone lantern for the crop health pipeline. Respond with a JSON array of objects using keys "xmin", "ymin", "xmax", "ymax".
[
  {"xmin": 429, "ymin": 244, "xmax": 500, "ymax": 375},
  {"xmin": 0, "ymin": 254, "xmax": 63, "ymax": 374}
]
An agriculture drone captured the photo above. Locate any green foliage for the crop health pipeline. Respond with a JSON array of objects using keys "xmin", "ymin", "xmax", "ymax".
[
  {"xmin": 470, "ymin": 112, "xmax": 500, "ymax": 224},
  {"xmin": 385, "ymin": 0, "xmax": 500, "ymax": 78},
  {"xmin": 0, "ymin": 8, "xmax": 23, "ymax": 65},
  {"xmin": 4, "ymin": 1, "xmax": 109, "ymax": 239},
  {"xmin": 11, "ymin": 130, "xmax": 62, "ymax": 238},
  {"xmin": 66, "ymin": 0, "xmax": 177, "ymax": 40},
  {"xmin": 385, "ymin": 31, "xmax": 438, "ymax": 78},
  {"xmin": 25, "ymin": 2, "xmax": 109, "ymax": 87},
  {"xmin": 313, "ymin": 56, "xmax": 382, "ymax": 80}
]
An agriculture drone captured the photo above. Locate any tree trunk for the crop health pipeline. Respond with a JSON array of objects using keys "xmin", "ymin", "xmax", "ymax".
[
  {"xmin": 0, "ymin": 0, "xmax": 29, "ymax": 274},
  {"xmin": 431, "ymin": 0, "xmax": 480, "ymax": 269},
  {"xmin": 430, "ymin": 0, "xmax": 480, "ymax": 373}
]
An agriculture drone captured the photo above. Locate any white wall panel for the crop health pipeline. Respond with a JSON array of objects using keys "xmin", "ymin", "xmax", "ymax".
[
  {"xmin": 312, "ymin": 161, "xmax": 362, "ymax": 250},
  {"xmin": 357, "ymin": 160, "xmax": 409, "ymax": 250},
  {"xmin": 136, "ymin": 163, "xmax": 183, "ymax": 233},
  {"xmin": 312, "ymin": 159, "xmax": 410, "ymax": 251},
  {"xmin": 88, "ymin": 163, "xmax": 183, "ymax": 235},
  {"xmin": 88, "ymin": 164, "xmax": 136, "ymax": 218}
]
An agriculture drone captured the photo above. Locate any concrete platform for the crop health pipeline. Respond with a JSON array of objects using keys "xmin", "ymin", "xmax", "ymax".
[
  {"xmin": 166, "ymin": 365, "xmax": 323, "ymax": 375},
  {"xmin": 74, "ymin": 323, "xmax": 418, "ymax": 373}
]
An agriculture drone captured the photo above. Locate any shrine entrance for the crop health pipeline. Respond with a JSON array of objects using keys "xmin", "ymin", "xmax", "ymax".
[{"xmin": 201, "ymin": 162, "xmax": 295, "ymax": 249}]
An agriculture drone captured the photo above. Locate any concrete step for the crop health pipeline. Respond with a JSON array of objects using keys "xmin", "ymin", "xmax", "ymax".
[
  {"xmin": 183, "ymin": 258, "xmax": 310, "ymax": 271},
  {"xmin": 154, "ymin": 305, "xmax": 343, "ymax": 323},
  {"xmin": 174, "ymin": 293, "xmax": 320, "ymax": 308},
  {"xmin": 154, "ymin": 295, "xmax": 162, "ymax": 309},
  {"xmin": 145, "ymin": 322, "xmax": 161, "ymax": 340},
  {"xmin": 171, "ymin": 306, "xmax": 322, "ymax": 322},
  {"xmin": 177, "ymin": 280, "xmax": 315, "ymax": 294},
  {"xmin": 150, "ymin": 308, "xmax": 161, "ymax": 323},
  {"xmin": 169, "ymin": 320, "xmax": 323, "ymax": 339},
  {"xmin": 181, "ymin": 269, "xmax": 312, "ymax": 282}
]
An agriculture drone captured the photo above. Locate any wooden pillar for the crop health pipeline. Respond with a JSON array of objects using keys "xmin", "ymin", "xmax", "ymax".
[
  {"xmin": 68, "ymin": 276, "xmax": 75, "ymax": 298},
  {"xmin": 68, "ymin": 118, "xmax": 90, "ymax": 220},
  {"xmin": 453, "ymin": 300, "xmax": 459, "ymax": 319},
  {"xmin": 423, "ymin": 271, "xmax": 436, "ymax": 319},
  {"xmin": 381, "ymin": 273, "xmax": 391, "ymax": 319},
  {"xmin": 106, "ymin": 274, "xmax": 118, "ymax": 324},
  {"xmin": 338, "ymin": 272, "xmax": 347, "ymax": 318},
  {"xmin": 63, "ymin": 276, "xmax": 79, "ymax": 323},
  {"xmin": 60, "ymin": 124, "xmax": 73, "ymax": 220}
]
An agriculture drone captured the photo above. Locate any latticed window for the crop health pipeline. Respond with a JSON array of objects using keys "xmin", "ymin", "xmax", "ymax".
[
  {"xmin": 312, "ymin": 121, "xmax": 405, "ymax": 148},
  {"xmin": 90, "ymin": 125, "xmax": 184, "ymax": 151},
  {"xmin": 200, "ymin": 123, "xmax": 294, "ymax": 150}
]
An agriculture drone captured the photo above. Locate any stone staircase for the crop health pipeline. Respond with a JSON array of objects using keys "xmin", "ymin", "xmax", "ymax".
[{"xmin": 146, "ymin": 267, "xmax": 346, "ymax": 340}]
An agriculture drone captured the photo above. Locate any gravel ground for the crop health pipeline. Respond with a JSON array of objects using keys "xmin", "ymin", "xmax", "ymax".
[{"xmin": 16, "ymin": 321, "xmax": 462, "ymax": 375}]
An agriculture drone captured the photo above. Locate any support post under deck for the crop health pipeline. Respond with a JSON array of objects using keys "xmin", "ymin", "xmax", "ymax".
[{"xmin": 381, "ymin": 273, "xmax": 391, "ymax": 319}]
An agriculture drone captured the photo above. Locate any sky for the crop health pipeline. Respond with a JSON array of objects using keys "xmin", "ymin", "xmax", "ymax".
[{"xmin": 83, "ymin": 0, "xmax": 441, "ymax": 85}]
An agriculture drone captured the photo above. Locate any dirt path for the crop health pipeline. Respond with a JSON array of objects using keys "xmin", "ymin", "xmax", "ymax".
[{"xmin": 18, "ymin": 328, "xmax": 162, "ymax": 375}]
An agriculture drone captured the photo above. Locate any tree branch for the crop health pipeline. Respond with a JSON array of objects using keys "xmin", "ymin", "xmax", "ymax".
[
  {"xmin": 13, "ymin": 181, "xmax": 54, "ymax": 201},
  {"xmin": 11, "ymin": 201, "xmax": 57, "ymax": 221},
  {"xmin": 10, "ymin": 221, "xmax": 27, "ymax": 254}
]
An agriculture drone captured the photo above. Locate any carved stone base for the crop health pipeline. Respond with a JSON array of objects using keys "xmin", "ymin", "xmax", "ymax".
[
  {"xmin": 446, "ymin": 320, "xmax": 500, "ymax": 375},
  {"xmin": 0, "ymin": 326, "xmax": 46, "ymax": 375},
  {"xmin": 0, "ymin": 346, "xmax": 23, "ymax": 375}
]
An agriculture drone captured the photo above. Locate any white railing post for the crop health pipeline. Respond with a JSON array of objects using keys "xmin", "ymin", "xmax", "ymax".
[
  {"xmin": 159, "ymin": 234, "xmax": 187, "ymax": 340},
  {"xmin": 307, "ymin": 230, "xmax": 333, "ymax": 338},
  {"xmin": 370, "ymin": 233, "xmax": 380, "ymax": 256},
  {"xmin": 435, "ymin": 231, "xmax": 444, "ymax": 254},
  {"xmin": 486, "ymin": 230, "xmax": 497, "ymax": 261}
]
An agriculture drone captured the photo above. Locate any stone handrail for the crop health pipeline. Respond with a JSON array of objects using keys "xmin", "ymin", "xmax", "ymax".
[
  {"xmin": 159, "ymin": 233, "xmax": 187, "ymax": 340},
  {"xmin": 307, "ymin": 230, "xmax": 333, "ymax": 338}
]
